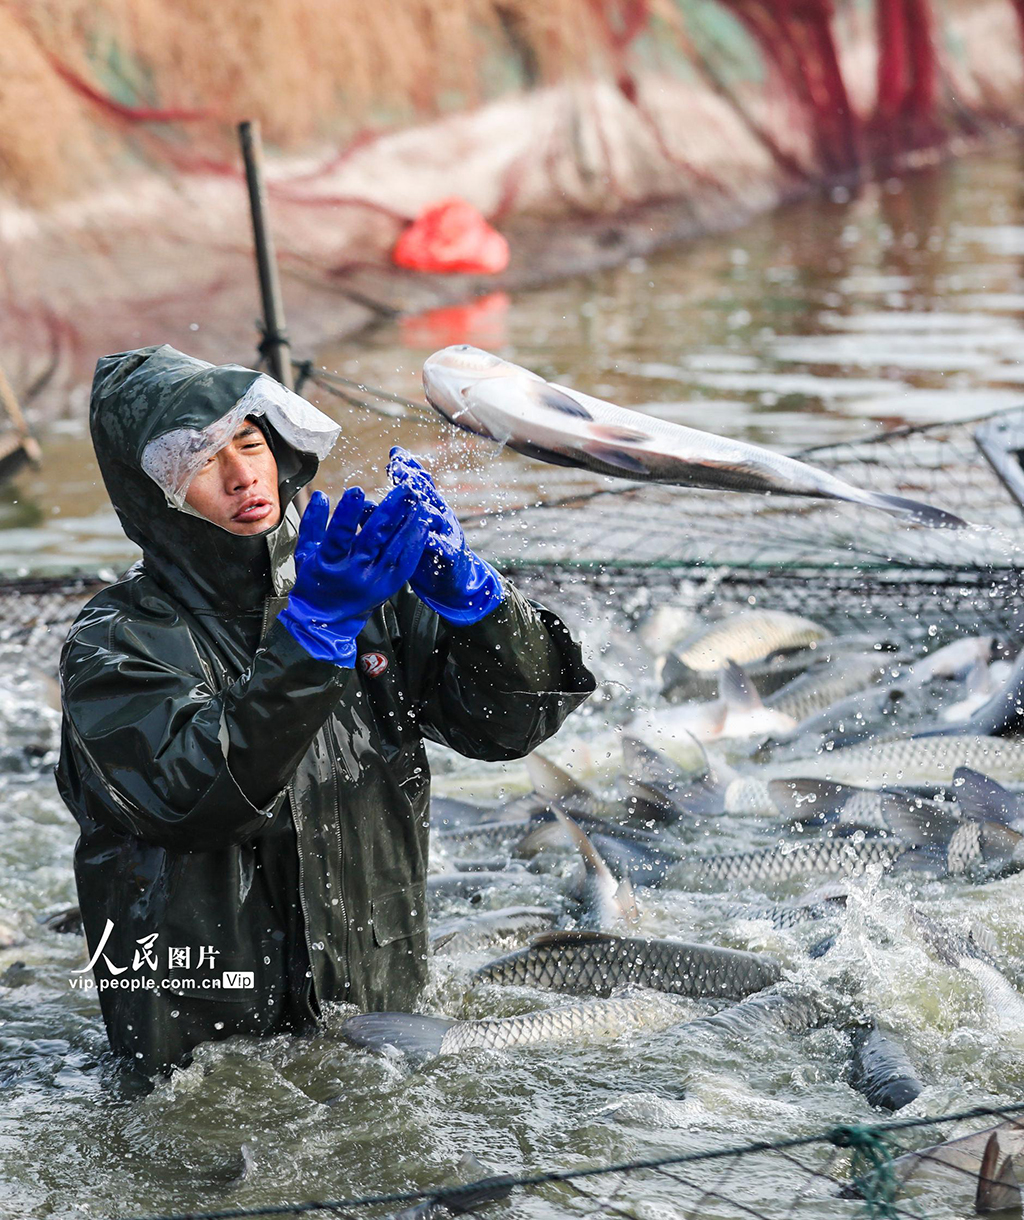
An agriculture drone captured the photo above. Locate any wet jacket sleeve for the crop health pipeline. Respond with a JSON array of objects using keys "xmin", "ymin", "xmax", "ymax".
[
  {"xmin": 59, "ymin": 616, "xmax": 350, "ymax": 852},
  {"xmin": 404, "ymin": 577, "xmax": 596, "ymax": 760}
]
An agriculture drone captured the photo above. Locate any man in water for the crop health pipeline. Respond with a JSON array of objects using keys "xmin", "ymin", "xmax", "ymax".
[{"xmin": 56, "ymin": 345, "xmax": 595, "ymax": 1078}]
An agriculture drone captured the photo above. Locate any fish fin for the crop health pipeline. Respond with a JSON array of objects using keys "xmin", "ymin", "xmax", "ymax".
[
  {"xmin": 514, "ymin": 818, "xmax": 570, "ymax": 859},
  {"xmin": 968, "ymin": 921, "xmax": 1001, "ymax": 962},
  {"xmin": 719, "ymin": 660, "xmax": 764, "ymax": 711},
  {"xmin": 878, "ymin": 794, "xmax": 960, "ymax": 847},
  {"xmin": 620, "ymin": 734, "xmax": 690, "ymax": 786},
  {"xmin": 659, "ymin": 649, "xmax": 699, "ymax": 698},
  {"xmin": 343, "ymin": 1012, "xmax": 456, "ymax": 1057},
  {"xmin": 589, "ymin": 423, "xmax": 649, "ymax": 444},
  {"xmin": 580, "ymin": 440, "xmax": 650, "ymax": 474},
  {"xmin": 807, "ymin": 933, "xmax": 837, "ymax": 959},
  {"xmin": 434, "ymin": 1178, "xmax": 516, "ymax": 1215},
  {"xmin": 526, "ymin": 753, "xmax": 594, "ymax": 805},
  {"xmin": 553, "ymin": 809, "xmax": 614, "ymax": 881},
  {"xmin": 528, "ymin": 929, "xmax": 620, "ymax": 948},
  {"xmin": 977, "ymin": 1135, "xmax": 1022, "ymax": 1214},
  {"xmin": 704, "ymin": 744, "xmax": 742, "ymax": 787},
  {"xmin": 768, "ymin": 778, "xmax": 862, "ymax": 823},
  {"xmin": 430, "ymin": 930, "xmax": 459, "ymax": 954},
  {"xmin": 978, "ymin": 819, "xmax": 1024, "ymax": 868},
  {"xmin": 851, "ymin": 488, "xmax": 967, "ymax": 529},
  {"xmin": 953, "ymin": 767, "xmax": 1022, "ymax": 827},
  {"xmin": 466, "ymin": 375, "xmax": 594, "ymax": 424},
  {"xmin": 615, "ymin": 878, "xmax": 642, "ymax": 926},
  {"xmin": 537, "ymin": 386, "xmax": 594, "ymax": 420},
  {"xmin": 896, "ymin": 843, "xmax": 950, "ymax": 874},
  {"xmin": 672, "ymin": 771, "xmax": 730, "ymax": 815}
]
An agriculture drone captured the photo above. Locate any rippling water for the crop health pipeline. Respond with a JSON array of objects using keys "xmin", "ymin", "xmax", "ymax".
[{"xmin": 3, "ymin": 148, "xmax": 1024, "ymax": 1219}]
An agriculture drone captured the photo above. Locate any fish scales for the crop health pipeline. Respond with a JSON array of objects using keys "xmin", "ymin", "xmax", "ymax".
[
  {"xmin": 677, "ymin": 611, "xmax": 829, "ymax": 673},
  {"xmin": 688, "ymin": 991, "xmax": 823, "ymax": 1036},
  {"xmin": 723, "ymin": 778, "xmax": 779, "ymax": 816},
  {"xmin": 683, "ymin": 837, "xmax": 905, "ymax": 888},
  {"xmin": 768, "ymin": 735, "xmax": 1024, "ymax": 786},
  {"xmin": 720, "ymin": 899, "xmax": 842, "ymax": 929},
  {"xmin": 766, "ymin": 655, "xmax": 887, "ymax": 722},
  {"xmin": 440, "ymin": 994, "xmax": 676, "ymax": 1052},
  {"xmin": 474, "ymin": 933, "xmax": 781, "ymax": 1000}
]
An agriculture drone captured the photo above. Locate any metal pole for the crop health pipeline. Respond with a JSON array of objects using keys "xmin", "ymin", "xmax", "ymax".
[
  {"xmin": 238, "ymin": 119, "xmax": 293, "ymax": 390},
  {"xmin": 238, "ymin": 119, "xmax": 310, "ymax": 513}
]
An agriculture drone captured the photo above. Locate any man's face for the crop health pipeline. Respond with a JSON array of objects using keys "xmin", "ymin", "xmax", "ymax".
[{"xmin": 183, "ymin": 419, "xmax": 281, "ymax": 535}]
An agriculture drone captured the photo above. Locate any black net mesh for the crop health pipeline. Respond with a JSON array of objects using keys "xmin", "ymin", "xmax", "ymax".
[
  {"xmin": 462, "ymin": 408, "xmax": 1024, "ymax": 642},
  {"xmin": 5, "ymin": 409, "xmax": 1024, "ymax": 650},
  {"xmin": 112, "ymin": 1103, "xmax": 1024, "ymax": 1220}
]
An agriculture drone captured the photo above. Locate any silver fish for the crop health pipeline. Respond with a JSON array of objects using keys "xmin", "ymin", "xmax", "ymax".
[
  {"xmin": 435, "ymin": 819, "xmax": 537, "ymax": 851},
  {"xmin": 687, "ymin": 990, "xmax": 824, "ymax": 1037},
  {"xmin": 632, "ymin": 661, "xmax": 798, "ymax": 745},
  {"xmin": 916, "ymin": 912, "xmax": 1024, "ymax": 1030},
  {"xmin": 766, "ymin": 735, "xmax": 1024, "ymax": 787},
  {"xmin": 525, "ymin": 753, "xmax": 652, "ymax": 822},
  {"xmin": 910, "ymin": 635, "xmax": 997, "ymax": 683},
  {"xmin": 766, "ymin": 653, "xmax": 890, "ymax": 724},
  {"xmin": 422, "ymin": 346, "xmax": 965, "ymax": 526},
  {"xmin": 345, "ymin": 993, "xmax": 684, "ymax": 1058},
  {"xmin": 474, "ymin": 930, "xmax": 781, "ymax": 1000},
  {"xmin": 719, "ymin": 888, "xmax": 848, "ymax": 930},
  {"xmin": 430, "ymin": 907, "xmax": 558, "ymax": 954},
  {"xmin": 674, "ymin": 836, "xmax": 910, "ymax": 890},
  {"xmin": 673, "ymin": 611, "xmax": 831, "ymax": 674}
]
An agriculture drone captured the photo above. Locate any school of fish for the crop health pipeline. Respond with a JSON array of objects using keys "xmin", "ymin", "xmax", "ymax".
[{"xmin": 338, "ymin": 567, "xmax": 1024, "ymax": 1215}]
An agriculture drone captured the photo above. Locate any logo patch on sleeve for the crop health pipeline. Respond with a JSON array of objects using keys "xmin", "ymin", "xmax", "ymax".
[{"xmin": 359, "ymin": 651, "xmax": 389, "ymax": 676}]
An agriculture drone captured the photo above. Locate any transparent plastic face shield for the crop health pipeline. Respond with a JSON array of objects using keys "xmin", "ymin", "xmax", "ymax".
[{"xmin": 140, "ymin": 374, "xmax": 341, "ymax": 516}]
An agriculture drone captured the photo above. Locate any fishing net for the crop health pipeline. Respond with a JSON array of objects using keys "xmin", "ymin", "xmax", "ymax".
[
  {"xmin": 461, "ymin": 406, "xmax": 1024, "ymax": 644},
  {"xmin": 5, "ymin": 404, "xmax": 1024, "ymax": 656},
  {"xmin": 108, "ymin": 1101, "xmax": 1024, "ymax": 1220}
]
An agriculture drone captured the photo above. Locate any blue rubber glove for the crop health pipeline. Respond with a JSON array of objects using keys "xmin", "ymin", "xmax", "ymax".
[
  {"xmin": 279, "ymin": 484, "xmax": 431, "ymax": 666},
  {"xmin": 387, "ymin": 447, "xmax": 503, "ymax": 626}
]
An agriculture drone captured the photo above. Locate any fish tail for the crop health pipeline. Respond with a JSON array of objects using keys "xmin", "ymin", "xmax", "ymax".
[
  {"xmin": 845, "ymin": 487, "xmax": 967, "ymax": 529},
  {"xmin": 343, "ymin": 1012, "xmax": 456, "ymax": 1058}
]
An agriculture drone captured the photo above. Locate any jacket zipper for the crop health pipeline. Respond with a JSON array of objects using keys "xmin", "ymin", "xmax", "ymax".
[{"xmin": 261, "ymin": 597, "xmax": 322, "ymax": 1021}]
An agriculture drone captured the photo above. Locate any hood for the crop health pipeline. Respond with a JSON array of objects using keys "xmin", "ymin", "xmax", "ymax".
[{"xmin": 90, "ymin": 344, "xmax": 340, "ymax": 614}]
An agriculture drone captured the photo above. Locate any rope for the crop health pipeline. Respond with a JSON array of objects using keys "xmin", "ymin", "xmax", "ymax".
[
  {"xmin": 290, "ymin": 359, "xmax": 434, "ymax": 421},
  {"xmin": 830, "ymin": 1125, "xmax": 898, "ymax": 1220},
  {"xmin": 111, "ymin": 1101, "xmax": 1024, "ymax": 1220}
]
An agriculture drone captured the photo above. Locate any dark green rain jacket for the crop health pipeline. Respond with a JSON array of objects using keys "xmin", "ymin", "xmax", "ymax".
[{"xmin": 55, "ymin": 345, "xmax": 595, "ymax": 1076}]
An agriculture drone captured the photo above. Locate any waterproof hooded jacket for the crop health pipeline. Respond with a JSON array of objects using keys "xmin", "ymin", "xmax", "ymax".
[{"xmin": 55, "ymin": 345, "xmax": 595, "ymax": 1076}]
